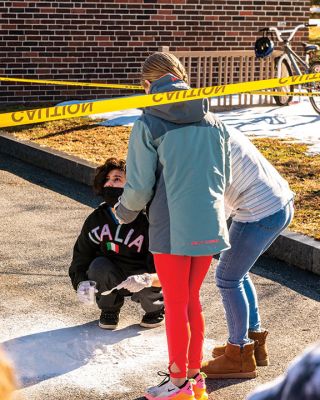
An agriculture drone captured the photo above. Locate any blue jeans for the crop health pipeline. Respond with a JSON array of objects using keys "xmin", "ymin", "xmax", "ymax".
[{"xmin": 215, "ymin": 200, "xmax": 294, "ymax": 345}]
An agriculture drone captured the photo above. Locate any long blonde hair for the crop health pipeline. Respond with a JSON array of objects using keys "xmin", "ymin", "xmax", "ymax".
[{"xmin": 141, "ymin": 52, "xmax": 189, "ymax": 88}]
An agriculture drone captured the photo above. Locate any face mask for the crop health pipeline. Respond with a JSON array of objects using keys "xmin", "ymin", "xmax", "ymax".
[{"xmin": 101, "ymin": 187, "xmax": 124, "ymax": 207}]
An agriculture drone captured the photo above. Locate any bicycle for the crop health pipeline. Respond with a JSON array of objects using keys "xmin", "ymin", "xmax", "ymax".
[{"xmin": 260, "ymin": 24, "xmax": 320, "ymax": 114}]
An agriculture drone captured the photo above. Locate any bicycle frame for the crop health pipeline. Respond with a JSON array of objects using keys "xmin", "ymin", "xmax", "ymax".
[
  {"xmin": 269, "ymin": 25, "xmax": 310, "ymax": 78},
  {"xmin": 264, "ymin": 23, "xmax": 320, "ymax": 114},
  {"xmin": 279, "ymin": 46, "xmax": 307, "ymax": 76}
]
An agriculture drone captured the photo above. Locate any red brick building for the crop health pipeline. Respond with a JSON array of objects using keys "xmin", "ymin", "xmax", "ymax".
[{"xmin": 0, "ymin": 0, "xmax": 310, "ymax": 105}]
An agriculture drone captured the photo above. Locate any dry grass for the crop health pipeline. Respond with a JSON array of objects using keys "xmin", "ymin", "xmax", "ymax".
[
  {"xmin": 7, "ymin": 118, "xmax": 130, "ymax": 164},
  {"xmin": 7, "ymin": 117, "xmax": 320, "ymax": 240}
]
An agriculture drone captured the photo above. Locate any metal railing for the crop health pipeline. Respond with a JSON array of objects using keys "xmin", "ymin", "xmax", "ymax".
[{"xmin": 161, "ymin": 46, "xmax": 281, "ymax": 110}]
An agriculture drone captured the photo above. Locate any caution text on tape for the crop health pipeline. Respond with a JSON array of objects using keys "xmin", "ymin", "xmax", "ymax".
[{"xmin": 1, "ymin": 72, "xmax": 320, "ymax": 129}]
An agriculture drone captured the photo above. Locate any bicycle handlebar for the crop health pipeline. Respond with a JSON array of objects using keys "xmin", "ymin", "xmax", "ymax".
[{"xmin": 260, "ymin": 23, "xmax": 319, "ymax": 43}]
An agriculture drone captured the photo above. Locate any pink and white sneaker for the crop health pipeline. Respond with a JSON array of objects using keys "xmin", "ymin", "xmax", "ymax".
[
  {"xmin": 192, "ymin": 372, "xmax": 208, "ymax": 400},
  {"xmin": 144, "ymin": 373, "xmax": 195, "ymax": 400}
]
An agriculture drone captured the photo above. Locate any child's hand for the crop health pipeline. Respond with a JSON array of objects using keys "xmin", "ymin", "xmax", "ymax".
[{"xmin": 117, "ymin": 274, "xmax": 152, "ymax": 293}]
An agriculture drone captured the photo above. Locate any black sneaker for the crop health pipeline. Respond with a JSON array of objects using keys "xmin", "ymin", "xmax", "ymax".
[
  {"xmin": 99, "ymin": 310, "xmax": 120, "ymax": 330},
  {"xmin": 140, "ymin": 309, "xmax": 164, "ymax": 328}
]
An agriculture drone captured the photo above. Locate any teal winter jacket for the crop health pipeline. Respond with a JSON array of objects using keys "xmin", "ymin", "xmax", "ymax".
[{"xmin": 116, "ymin": 74, "xmax": 231, "ymax": 256}]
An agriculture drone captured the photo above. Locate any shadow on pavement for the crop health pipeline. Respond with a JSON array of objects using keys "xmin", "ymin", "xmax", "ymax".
[
  {"xmin": 2, "ymin": 321, "xmax": 143, "ymax": 388},
  {"xmin": 219, "ymin": 104, "xmax": 320, "ymax": 133},
  {"xmin": 252, "ymin": 256, "xmax": 320, "ymax": 302},
  {"xmin": 206, "ymin": 378, "xmax": 249, "ymax": 392},
  {"xmin": 0, "ymin": 153, "xmax": 100, "ymax": 208},
  {"xmin": 212, "ymin": 252, "xmax": 320, "ymax": 302}
]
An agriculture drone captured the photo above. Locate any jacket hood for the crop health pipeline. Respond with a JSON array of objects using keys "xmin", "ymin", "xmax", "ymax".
[{"xmin": 144, "ymin": 74, "xmax": 209, "ymax": 124}]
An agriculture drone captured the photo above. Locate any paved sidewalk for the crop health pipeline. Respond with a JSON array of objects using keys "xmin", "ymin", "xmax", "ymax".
[{"xmin": 1, "ymin": 154, "xmax": 319, "ymax": 400}]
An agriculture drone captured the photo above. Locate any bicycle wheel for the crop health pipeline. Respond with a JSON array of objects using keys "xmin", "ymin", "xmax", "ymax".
[
  {"xmin": 308, "ymin": 62, "xmax": 320, "ymax": 115},
  {"xmin": 274, "ymin": 58, "xmax": 294, "ymax": 106}
]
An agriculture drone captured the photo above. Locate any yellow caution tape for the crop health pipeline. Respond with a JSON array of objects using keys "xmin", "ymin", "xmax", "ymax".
[
  {"xmin": 252, "ymin": 90, "xmax": 320, "ymax": 97},
  {"xmin": 0, "ymin": 76, "xmax": 142, "ymax": 90},
  {"xmin": 1, "ymin": 76, "xmax": 319, "ymax": 97},
  {"xmin": 1, "ymin": 72, "xmax": 320, "ymax": 129}
]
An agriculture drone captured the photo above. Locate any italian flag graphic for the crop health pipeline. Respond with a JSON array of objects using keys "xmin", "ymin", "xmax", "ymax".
[{"xmin": 106, "ymin": 242, "xmax": 120, "ymax": 253}]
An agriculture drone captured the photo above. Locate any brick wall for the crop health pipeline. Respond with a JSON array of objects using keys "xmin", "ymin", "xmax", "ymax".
[{"xmin": 0, "ymin": 0, "xmax": 310, "ymax": 106}]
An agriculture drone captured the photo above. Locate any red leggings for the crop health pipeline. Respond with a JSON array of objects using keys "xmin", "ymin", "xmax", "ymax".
[{"xmin": 153, "ymin": 254, "xmax": 212, "ymax": 379}]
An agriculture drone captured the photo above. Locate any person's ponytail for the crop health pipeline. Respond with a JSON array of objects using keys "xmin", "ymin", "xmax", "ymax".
[{"xmin": 141, "ymin": 52, "xmax": 189, "ymax": 88}]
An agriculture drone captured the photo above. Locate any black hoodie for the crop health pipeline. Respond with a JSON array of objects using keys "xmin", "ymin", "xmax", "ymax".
[{"xmin": 69, "ymin": 203, "xmax": 155, "ymax": 290}]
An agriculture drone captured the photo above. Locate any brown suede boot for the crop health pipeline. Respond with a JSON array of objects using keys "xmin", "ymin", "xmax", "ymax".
[
  {"xmin": 248, "ymin": 330, "xmax": 269, "ymax": 366},
  {"xmin": 212, "ymin": 343, "xmax": 227, "ymax": 359},
  {"xmin": 212, "ymin": 330, "xmax": 269, "ymax": 366},
  {"xmin": 201, "ymin": 341, "xmax": 257, "ymax": 379}
]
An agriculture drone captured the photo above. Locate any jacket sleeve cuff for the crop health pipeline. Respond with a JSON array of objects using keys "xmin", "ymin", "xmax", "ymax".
[{"xmin": 115, "ymin": 202, "xmax": 140, "ymax": 224}]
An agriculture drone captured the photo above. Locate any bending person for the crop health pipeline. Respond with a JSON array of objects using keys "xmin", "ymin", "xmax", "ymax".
[
  {"xmin": 69, "ymin": 157, "xmax": 164, "ymax": 330},
  {"xmin": 201, "ymin": 127, "xmax": 294, "ymax": 379},
  {"xmin": 116, "ymin": 52, "xmax": 231, "ymax": 400}
]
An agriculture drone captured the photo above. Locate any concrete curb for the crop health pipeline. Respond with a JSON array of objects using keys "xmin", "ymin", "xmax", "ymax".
[
  {"xmin": 1, "ymin": 132, "xmax": 319, "ymax": 275},
  {"xmin": 0, "ymin": 132, "xmax": 96, "ymax": 185}
]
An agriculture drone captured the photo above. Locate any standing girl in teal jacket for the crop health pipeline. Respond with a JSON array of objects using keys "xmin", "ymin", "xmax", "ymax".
[{"xmin": 116, "ymin": 52, "xmax": 231, "ymax": 400}]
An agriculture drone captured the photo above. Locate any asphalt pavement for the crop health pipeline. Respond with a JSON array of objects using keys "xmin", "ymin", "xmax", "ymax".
[{"xmin": 1, "ymin": 153, "xmax": 319, "ymax": 400}]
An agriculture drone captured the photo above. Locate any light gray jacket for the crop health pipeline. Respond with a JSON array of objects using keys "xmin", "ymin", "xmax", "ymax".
[{"xmin": 116, "ymin": 74, "xmax": 231, "ymax": 255}]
